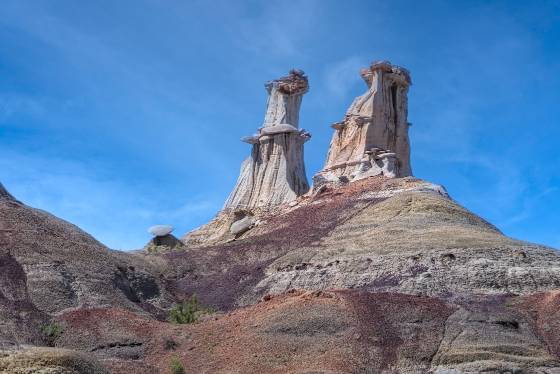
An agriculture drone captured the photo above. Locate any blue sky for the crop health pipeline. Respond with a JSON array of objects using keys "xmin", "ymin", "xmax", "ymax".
[{"xmin": 1, "ymin": 0, "xmax": 559, "ymax": 250}]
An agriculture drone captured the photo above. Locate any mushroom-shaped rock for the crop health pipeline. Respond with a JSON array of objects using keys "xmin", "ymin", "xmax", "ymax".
[{"xmin": 148, "ymin": 225, "xmax": 174, "ymax": 237}]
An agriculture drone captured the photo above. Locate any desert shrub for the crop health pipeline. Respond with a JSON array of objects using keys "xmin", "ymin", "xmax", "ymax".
[
  {"xmin": 41, "ymin": 322, "xmax": 64, "ymax": 346},
  {"xmin": 164, "ymin": 338, "xmax": 178, "ymax": 350},
  {"xmin": 169, "ymin": 357, "xmax": 185, "ymax": 374},
  {"xmin": 169, "ymin": 294, "xmax": 213, "ymax": 324}
]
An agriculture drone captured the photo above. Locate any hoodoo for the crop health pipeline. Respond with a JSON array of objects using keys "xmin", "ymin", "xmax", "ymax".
[
  {"xmin": 315, "ymin": 61, "xmax": 412, "ymax": 184},
  {"xmin": 224, "ymin": 69, "xmax": 311, "ymax": 210}
]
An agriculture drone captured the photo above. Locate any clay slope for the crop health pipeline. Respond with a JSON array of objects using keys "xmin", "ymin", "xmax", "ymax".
[
  {"xmin": 173, "ymin": 176, "xmax": 560, "ymax": 311},
  {"xmin": 2, "ymin": 176, "xmax": 560, "ymax": 373},
  {"xmin": 12, "ymin": 289, "xmax": 557, "ymax": 373},
  {"xmin": 0, "ymin": 186, "xmax": 175, "ymax": 347}
]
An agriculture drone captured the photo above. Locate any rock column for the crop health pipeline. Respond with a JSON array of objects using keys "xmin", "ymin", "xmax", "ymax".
[
  {"xmin": 224, "ymin": 70, "xmax": 311, "ymax": 210},
  {"xmin": 316, "ymin": 61, "xmax": 412, "ymax": 183}
]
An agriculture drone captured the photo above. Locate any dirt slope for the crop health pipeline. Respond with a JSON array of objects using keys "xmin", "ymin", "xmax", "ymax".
[
  {"xmin": 19, "ymin": 290, "xmax": 558, "ymax": 374},
  {"xmin": 172, "ymin": 177, "xmax": 560, "ymax": 311},
  {"xmin": 2, "ymin": 177, "xmax": 560, "ymax": 373}
]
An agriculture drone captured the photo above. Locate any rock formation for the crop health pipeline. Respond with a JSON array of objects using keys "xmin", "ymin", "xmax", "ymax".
[
  {"xmin": 143, "ymin": 225, "xmax": 185, "ymax": 253},
  {"xmin": 224, "ymin": 69, "xmax": 311, "ymax": 210},
  {"xmin": 315, "ymin": 61, "xmax": 412, "ymax": 184},
  {"xmin": 3, "ymin": 60, "xmax": 560, "ymax": 374}
]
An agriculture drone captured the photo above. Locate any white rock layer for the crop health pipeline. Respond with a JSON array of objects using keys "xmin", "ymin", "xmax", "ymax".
[
  {"xmin": 224, "ymin": 70, "xmax": 311, "ymax": 210},
  {"xmin": 316, "ymin": 61, "xmax": 412, "ymax": 183}
]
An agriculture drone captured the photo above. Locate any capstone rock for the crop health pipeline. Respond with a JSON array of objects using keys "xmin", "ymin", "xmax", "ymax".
[{"xmin": 148, "ymin": 225, "xmax": 174, "ymax": 237}]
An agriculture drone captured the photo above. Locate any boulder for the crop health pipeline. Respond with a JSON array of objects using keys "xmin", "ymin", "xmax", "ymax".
[{"xmin": 230, "ymin": 216, "xmax": 254, "ymax": 235}]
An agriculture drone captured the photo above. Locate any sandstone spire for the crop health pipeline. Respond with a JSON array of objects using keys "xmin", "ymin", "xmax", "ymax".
[
  {"xmin": 224, "ymin": 69, "xmax": 311, "ymax": 210},
  {"xmin": 315, "ymin": 61, "xmax": 412, "ymax": 183}
]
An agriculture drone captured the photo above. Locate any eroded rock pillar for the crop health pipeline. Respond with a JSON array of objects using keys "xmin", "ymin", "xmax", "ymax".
[
  {"xmin": 316, "ymin": 61, "xmax": 412, "ymax": 184},
  {"xmin": 224, "ymin": 70, "xmax": 311, "ymax": 210}
]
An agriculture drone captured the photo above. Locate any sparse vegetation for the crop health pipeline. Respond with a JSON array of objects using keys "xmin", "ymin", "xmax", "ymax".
[
  {"xmin": 164, "ymin": 338, "xmax": 178, "ymax": 350},
  {"xmin": 169, "ymin": 357, "xmax": 185, "ymax": 374},
  {"xmin": 41, "ymin": 322, "xmax": 64, "ymax": 346},
  {"xmin": 169, "ymin": 294, "xmax": 214, "ymax": 324}
]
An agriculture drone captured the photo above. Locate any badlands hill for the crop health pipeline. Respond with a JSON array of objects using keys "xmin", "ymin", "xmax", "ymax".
[{"xmin": 1, "ymin": 62, "xmax": 560, "ymax": 374}]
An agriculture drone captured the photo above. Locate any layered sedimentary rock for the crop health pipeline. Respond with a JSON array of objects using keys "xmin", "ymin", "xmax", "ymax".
[
  {"xmin": 164, "ymin": 176, "xmax": 560, "ymax": 373},
  {"xmin": 174, "ymin": 177, "xmax": 560, "ymax": 310},
  {"xmin": 224, "ymin": 69, "xmax": 311, "ymax": 210},
  {"xmin": 0, "ymin": 182, "xmax": 175, "ymax": 348},
  {"xmin": 316, "ymin": 61, "xmax": 412, "ymax": 183}
]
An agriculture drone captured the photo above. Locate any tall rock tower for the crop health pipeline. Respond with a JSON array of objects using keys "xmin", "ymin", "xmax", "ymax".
[
  {"xmin": 224, "ymin": 69, "xmax": 311, "ymax": 210},
  {"xmin": 315, "ymin": 61, "xmax": 412, "ymax": 183}
]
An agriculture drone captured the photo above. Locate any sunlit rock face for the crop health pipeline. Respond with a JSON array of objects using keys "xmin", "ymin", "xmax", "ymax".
[
  {"xmin": 316, "ymin": 61, "xmax": 412, "ymax": 183},
  {"xmin": 224, "ymin": 70, "xmax": 311, "ymax": 210}
]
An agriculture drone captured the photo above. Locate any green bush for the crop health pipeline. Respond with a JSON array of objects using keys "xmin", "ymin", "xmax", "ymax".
[
  {"xmin": 41, "ymin": 322, "xmax": 64, "ymax": 346},
  {"xmin": 169, "ymin": 357, "xmax": 185, "ymax": 374},
  {"xmin": 169, "ymin": 294, "xmax": 213, "ymax": 324}
]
